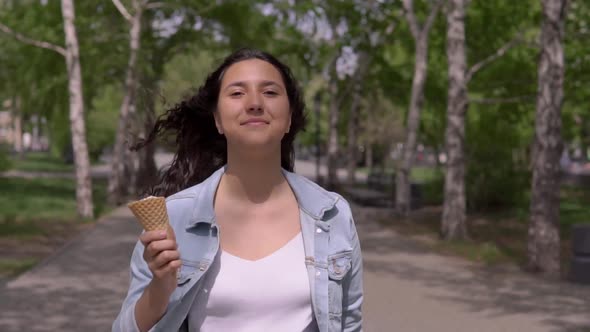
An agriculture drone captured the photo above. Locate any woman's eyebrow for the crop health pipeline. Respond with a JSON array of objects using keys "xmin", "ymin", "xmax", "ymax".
[{"xmin": 223, "ymin": 80, "xmax": 284, "ymax": 91}]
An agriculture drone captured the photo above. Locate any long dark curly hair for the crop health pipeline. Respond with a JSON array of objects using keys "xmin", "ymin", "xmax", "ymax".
[{"xmin": 133, "ymin": 48, "xmax": 307, "ymax": 197}]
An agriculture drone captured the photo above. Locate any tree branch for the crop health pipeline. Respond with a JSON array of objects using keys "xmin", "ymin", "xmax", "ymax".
[
  {"xmin": 145, "ymin": 2, "xmax": 168, "ymax": 10},
  {"xmin": 402, "ymin": 0, "xmax": 420, "ymax": 40},
  {"xmin": 112, "ymin": 0, "xmax": 133, "ymax": 22},
  {"xmin": 469, "ymin": 95, "xmax": 536, "ymax": 105},
  {"xmin": 424, "ymin": 0, "xmax": 444, "ymax": 35},
  {"xmin": 466, "ymin": 32, "xmax": 524, "ymax": 82},
  {"xmin": 0, "ymin": 22, "xmax": 66, "ymax": 57}
]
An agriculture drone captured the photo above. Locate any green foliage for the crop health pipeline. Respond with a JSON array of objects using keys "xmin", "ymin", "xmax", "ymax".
[
  {"xmin": 8, "ymin": 152, "xmax": 72, "ymax": 173},
  {"xmin": 465, "ymin": 104, "xmax": 532, "ymax": 211},
  {"xmin": 1, "ymin": 0, "xmax": 587, "ymax": 221},
  {"xmin": 0, "ymin": 145, "xmax": 12, "ymax": 172},
  {"xmin": 87, "ymin": 85, "xmax": 121, "ymax": 161},
  {"xmin": 0, "ymin": 177, "xmax": 109, "ymax": 223},
  {"xmin": 434, "ymin": 240, "xmax": 508, "ymax": 265},
  {"xmin": 0, "ymin": 258, "xmax": 38, "ymax": 277},
  {"xmin": 159, "ymin": 51, "xmax": 218, "ymax": 110},
  {"xmin": 560, "ymin": 186, "xmax": 590, "ymax": 233}
]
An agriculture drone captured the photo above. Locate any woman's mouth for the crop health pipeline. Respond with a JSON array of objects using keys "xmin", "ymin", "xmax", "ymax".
[{"xmin": 241, "ymin": 119, "xmax": 269, "ymax": 126}]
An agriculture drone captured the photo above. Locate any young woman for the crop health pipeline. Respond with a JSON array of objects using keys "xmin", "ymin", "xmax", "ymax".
[{"xmin": 113, "ymin": 48, "xmax": 363, "ymax": 332}]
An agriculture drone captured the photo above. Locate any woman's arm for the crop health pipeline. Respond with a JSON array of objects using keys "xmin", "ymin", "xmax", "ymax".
[{"xmin": 112, "ymin": 230, "xmax": 180, "ymax": 332}]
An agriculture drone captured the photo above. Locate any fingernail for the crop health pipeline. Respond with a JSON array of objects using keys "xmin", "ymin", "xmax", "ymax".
[{"xmin": 159, "ymin": 230, "xmax": 167, "ymax": 237}]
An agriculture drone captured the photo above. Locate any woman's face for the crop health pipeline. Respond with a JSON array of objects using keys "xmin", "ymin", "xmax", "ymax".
[{"xmin": 215, "ymin": 59, "xmax": 291, "ymax": 151}]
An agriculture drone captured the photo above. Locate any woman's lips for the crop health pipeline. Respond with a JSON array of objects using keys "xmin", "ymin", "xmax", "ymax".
[{"xmin": 241, "ymin": 119, "xmax": 269, "ymax": 126}]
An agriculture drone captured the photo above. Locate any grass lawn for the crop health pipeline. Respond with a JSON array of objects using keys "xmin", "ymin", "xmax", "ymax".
[
  {"xmin": 376, "ymin": 184, "xmax": 590, "ymax": 276},
  {"xmin": 8, "ymin": 152, "xmax": 74, "ymax": 173},
  {"xmin": 0, "ymin": 177, "xmax": 109, "ymax": 278},
  {"xmin": 357, "ymin": 166, "xmax": 442, "ymax": 183}
]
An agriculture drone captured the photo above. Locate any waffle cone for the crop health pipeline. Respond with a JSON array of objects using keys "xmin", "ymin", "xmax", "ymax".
[{"xmin": 127, "ymin": 196, "xmax": 173, "ymax": 239}]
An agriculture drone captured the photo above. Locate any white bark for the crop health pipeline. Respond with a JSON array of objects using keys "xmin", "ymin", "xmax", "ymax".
[
  {"xmin": 11, "ymin": 96, "xmax": 23, "ymax": 155},
  {"xmin": 61, "ymin": 0, "xmax": 94, "ymax": 218},
  {"xmin": 396, "ymin": 0, "xmax": 443, "ymax": 216},
  {"xmin": 0, "ymin": 2, "xmax": 94, "ymax": 217},
  {"xmin": 108, "ymin": 0, "xmax": 143, "ymax": 204},
  {"xmin": 442, "ymin": 0, "xmax": 468, "ymax": 240},
  {"xmin": 442, "ymin": 1, "xmax": 524, "ymax": 239},
  {"xmin": 528, "ymin": 0, "xmax": 567, "ymax": 277}
]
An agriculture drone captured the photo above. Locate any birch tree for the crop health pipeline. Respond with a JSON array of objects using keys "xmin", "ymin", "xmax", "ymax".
[
  {"xmin": 0, "ymin": 0, "xmax": 94, "ymax": 218},
  {"xmin": 396, "ymin": 0, "xmax": 443, "ymax": 216},
  {"xmin": 442, "ymin": 0, "xmax": 468, "ymax": 238},
  {"xmin": 60, "ymin": 0, "xmax": 94, "ymax": 218},
  {"xmin": 528, "ymin": 0, "xmax": 568, "ymax": 277},
  {"xmin": 108, "ymin": 0, "xmax": 145, "ymax": 205},
  {"xmin": 442, "ymin": 0, "xmax": 526, "ymax": 240}
]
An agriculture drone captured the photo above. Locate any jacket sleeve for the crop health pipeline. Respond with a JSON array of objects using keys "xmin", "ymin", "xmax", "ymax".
[
  {"xmin": 342, "ymin": 216, "xmax": 363, "ymax": 331},
  {"xmin": 112, "ymin": 239, "xmax": 157, "ymax": 332}
]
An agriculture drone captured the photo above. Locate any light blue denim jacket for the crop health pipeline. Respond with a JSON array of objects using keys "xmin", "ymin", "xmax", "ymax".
[{"xmin": 113, "ymin": 166, "xmax": 363, "ymax": 332}]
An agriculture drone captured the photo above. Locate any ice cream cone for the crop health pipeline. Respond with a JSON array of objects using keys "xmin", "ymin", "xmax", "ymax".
[
  {"xmin": 128, "ymin": 196, "xmax": 178, "ymax": 278},
  {"xmin": 127, "ymin": 196, "xmax": 174, "ymax": 239}
]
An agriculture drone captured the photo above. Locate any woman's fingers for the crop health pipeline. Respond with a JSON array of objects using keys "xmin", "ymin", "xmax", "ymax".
[
  {"xmin": 140, "ymin": 229, "xmax": 181, "ymax": 278},
  {"xmin": 143, "ymin": 239, "xmax": 177, "ymax": 260},
  {"xmin": 140, "ymin": 230, "xmax": 167, "ymax": 247},
  {"xmin": 151, "ymin": 259, "xmax": 182, "ymax": 279},
  {"xmin": 150, "ymin": 249, "xmax": 181, "ymax": 270}
]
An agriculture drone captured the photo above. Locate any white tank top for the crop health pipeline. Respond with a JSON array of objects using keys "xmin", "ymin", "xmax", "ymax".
[{"xmin": 188, "ymin": 232, "xmax": 317, "ymax": 332}]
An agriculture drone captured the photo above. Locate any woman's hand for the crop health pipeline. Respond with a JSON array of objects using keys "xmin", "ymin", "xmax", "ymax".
[
  {"xmin": 135, "ymin": 226, "xmax": 181, "ymax": 332},
  {"xmin": 140, "ymin": 226, "xmax": 181, "ymax": 297}
]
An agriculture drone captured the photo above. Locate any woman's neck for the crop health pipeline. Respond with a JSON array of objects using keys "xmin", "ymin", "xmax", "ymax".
[{"xmin": 221, "ymin": 149, "xmax": 288, "ymax": 204}]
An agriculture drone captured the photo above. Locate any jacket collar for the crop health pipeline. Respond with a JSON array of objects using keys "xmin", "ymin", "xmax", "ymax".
[{"xmin": 186, "ymin": 165, "xmax": 338, "ymax": 228}]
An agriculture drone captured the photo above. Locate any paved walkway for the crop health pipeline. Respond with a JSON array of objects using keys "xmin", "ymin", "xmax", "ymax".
[{"xmin": 1, "ymin": 163, "xmax": 589, "ymax": 331}]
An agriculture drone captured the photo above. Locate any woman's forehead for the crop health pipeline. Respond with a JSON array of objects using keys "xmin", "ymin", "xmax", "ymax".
[{"xmin": 221, "ymin": 59, "xmax": 285, "ymax": 87}]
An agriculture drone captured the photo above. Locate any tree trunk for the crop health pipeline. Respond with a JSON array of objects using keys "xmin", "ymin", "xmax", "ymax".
[
  {"xmin": 346, "ymin": 52, "xmax": 370, "ymax": 185},
  {"xmin": 31, "ymin": 114, "xmax": 40, "ymax": 151},
  {"xmin": 442, "ymin": 0, "xmax": 468, "ymax": 240},
  {"xmin": 11, "ymin": 96, "xmax": 23, "ymax": 157},
  {"xmin": 527, "ymin": 0, "xmax": 567, "ymax": 278},
  {"xmin": 347, "ymin": 79, "xmax": 361, "ymax": 185},
  {"xmin": 136, "ymin": 85, "xmax": 158, "ymax": 195},
  {"xmin": 314, "ymin": 93, "xmax": 322, "ymax": 184},
  {"xmin": 396, "ymin": 36, "xmax": 428, "ymax": 216},
  {"xmin": 366, "ymin": 143, "xmax": 373, "ymax": 171},
  {"xmin": 326, "ymin": 76, "xmax": 340, "ymax": 189},
  {"xmin": 61, "ymin": 0, "xmax": 94, "ymax": 218},
  {"xmin": 108, "ymin": 0, "xmax": 143, "ymax": 205},
  {"xmin": 122, "ymin": 104, "xmax": 138, "ymax": 198}
]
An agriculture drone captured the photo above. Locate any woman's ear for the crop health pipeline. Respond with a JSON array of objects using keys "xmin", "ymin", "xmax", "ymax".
[
  {"xmin": 286, "ymin": 115, "xmax": 292, "ymax": 134},
  {"xmin": 213, "ymin": 112, "xmax": 224, "ymax": 135}
]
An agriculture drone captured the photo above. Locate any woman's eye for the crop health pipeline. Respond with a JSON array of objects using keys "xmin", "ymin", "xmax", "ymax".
[
  {"xmin": 230, "ymin": 91, "xmax": 243, "ymax": 97},
  {"xmin": 263, "ymin": 90, "xmax": 278, "ymax": 96}
]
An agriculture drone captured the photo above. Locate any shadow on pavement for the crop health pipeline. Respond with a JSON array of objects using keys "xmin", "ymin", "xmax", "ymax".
[
  {"xmin": 354, "ymin": 204, "xmax": 590, "ymax": 332},
  {"xmin": 0, "ymin": 208, "xmax": 140, "ymax": 332}
]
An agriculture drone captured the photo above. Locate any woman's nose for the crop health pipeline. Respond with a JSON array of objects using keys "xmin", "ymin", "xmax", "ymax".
[{"xmin": 246, "ymin": 93, "xmax": 263, "ymax": 112}]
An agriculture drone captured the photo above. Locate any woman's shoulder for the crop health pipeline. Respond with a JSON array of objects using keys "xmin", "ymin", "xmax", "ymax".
[{"xmin": 286, "ymin": 171, "xmax": 354, "ymax": 223}]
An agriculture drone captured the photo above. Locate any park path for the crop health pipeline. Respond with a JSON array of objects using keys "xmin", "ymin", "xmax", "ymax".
[{"xmin": 0, "ymin": 161, "xmax": 589, "ymax": 331}]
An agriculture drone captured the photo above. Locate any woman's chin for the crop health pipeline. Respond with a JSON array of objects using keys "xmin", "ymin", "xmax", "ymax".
[{"xmin": 229, "ymin": 138, "xmax": 281, "ymax": 155}]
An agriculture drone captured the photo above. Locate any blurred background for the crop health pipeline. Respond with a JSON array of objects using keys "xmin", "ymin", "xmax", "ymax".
[{"xmin": 0, "ymin": 0, "xmax": 589, "ymax": 309}]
